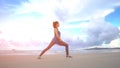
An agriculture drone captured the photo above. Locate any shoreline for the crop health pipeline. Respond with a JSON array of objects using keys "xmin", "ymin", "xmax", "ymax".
[{"xmin": 0, "ymin": 49, "xmax": 120, "ymax": 55}]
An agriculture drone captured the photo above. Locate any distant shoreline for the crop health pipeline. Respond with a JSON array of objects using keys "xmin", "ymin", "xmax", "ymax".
[{"xmin": 0, "ymin": 48, "xmax": 120, "ymax": 55}]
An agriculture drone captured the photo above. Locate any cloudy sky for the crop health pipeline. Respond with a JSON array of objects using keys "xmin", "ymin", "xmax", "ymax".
[{"xmin": 0, "ymin": 0, "xmax": 120, "ymax": 50}]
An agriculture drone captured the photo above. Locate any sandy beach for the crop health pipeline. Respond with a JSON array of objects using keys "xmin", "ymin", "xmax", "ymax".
[{"xmin": 0, "ymin": 52, "xmax": 120, "ymax": 68}]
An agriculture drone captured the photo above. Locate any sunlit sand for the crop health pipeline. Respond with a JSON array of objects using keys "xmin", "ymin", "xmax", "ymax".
[{"xmin": 0, "ymin": 52, "xmax": 120, "ymax": 68}]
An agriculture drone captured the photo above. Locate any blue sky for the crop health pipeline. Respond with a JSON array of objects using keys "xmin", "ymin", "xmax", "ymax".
[
  {"xmin": 0, "ymin": 0, "xmax": 120, "ymax": 50},
  {"xmin": 105, "ymin": 7, "xmax": 120, "ymax": 26}
]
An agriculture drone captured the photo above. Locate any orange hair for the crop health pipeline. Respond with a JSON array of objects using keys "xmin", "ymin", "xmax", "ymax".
[{"xmin": 53, "ymin": 21, "xmax": 59, "ymax": 28}]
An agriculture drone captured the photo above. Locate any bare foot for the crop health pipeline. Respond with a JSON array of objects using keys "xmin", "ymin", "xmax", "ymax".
[
  {"xmin": 37, "ymin": 56, "xmax": 41, "ymax": 59},
  {"xmin": 66, "ymin": 56, "xmax": 72, "ymax": 58}
]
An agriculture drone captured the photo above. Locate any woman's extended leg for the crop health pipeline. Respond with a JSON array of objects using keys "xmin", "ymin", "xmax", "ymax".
[{"xmin": 38, "ymin": 40, "xmax": 55, "ymax": 58}]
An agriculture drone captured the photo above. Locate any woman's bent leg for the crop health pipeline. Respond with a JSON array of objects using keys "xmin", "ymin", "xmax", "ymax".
[{"xmin": 59, "ymin": 41, "xmax": 71, "ymax": 58}]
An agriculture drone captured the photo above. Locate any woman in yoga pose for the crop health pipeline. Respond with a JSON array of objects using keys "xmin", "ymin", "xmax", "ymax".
[{"xmin": 38, "ymin": 21, "xmax": 71, "ymax": 59}]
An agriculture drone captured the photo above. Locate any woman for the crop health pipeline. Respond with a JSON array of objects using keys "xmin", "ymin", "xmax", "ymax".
[{"xmin": 38, "ymin": 21, "xmax": 71, "ymax": 59}]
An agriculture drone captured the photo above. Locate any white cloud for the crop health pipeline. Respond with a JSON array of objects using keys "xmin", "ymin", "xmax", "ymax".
[
  {"xmin": 65, "ymin": 18, "xmax": 120, "ymax": 48},
  {"xmin": 1, "ymin": 16, "xmax": 53, "ymax": 42},
  {"xmin": 13, "ymin": 0, "xmax": 120, "ymax": 22},
  {"xmin": 54, "ymin": 0, "xmax": 120, "ymax": 22},
  {"xmin": 109, "ymin": 38, "xmax": 120, "ymax": 47}
]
